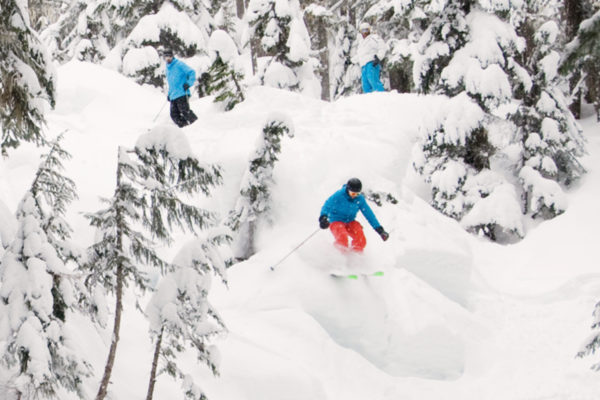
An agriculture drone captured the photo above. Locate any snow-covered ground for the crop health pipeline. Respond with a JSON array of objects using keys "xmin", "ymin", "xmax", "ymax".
[{"xmin": 2, "ymin": 60, "xmax": 600, "ymax": 399}]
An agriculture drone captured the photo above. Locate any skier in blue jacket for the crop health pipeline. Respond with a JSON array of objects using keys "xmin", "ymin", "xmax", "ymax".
[
  {"xmin": 319, "ymin": 178, "xmax": 389, "ymax": 252},
  {"xmin": 164, "ymin": 49, "xmax": 198, "ymax": 127}
]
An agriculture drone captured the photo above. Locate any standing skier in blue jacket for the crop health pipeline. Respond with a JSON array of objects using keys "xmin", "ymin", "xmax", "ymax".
[
  {"xmin": 164, "ymin": 49, "xmax": 198, "ymax": 127},
  {"xmin": 319, "ymin": 178, "xmax": 389, "ymax": 252}
]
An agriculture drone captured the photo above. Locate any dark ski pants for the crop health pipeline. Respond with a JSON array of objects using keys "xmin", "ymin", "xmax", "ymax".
[
  {"xmin": 329, "ymin": 221, "xmax": 366, "ymax": 252},
  {"xmin": 170, "ymin": 96, "xmax": 198, "ymax": 127}
]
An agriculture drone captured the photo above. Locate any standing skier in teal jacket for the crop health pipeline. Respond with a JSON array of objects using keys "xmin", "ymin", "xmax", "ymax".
[
  {"xmin": 319, "ymin": 178, "xmax": 389, "ymax": 252},
  {"xmin": 164, "ymin": 49, "xmax": 198, "ymax": 127}
]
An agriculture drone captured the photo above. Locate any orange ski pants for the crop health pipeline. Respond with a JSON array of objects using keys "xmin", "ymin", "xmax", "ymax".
[{"xmin": 329, "ymin": 221, "xmax": 366, "ymax": 252}]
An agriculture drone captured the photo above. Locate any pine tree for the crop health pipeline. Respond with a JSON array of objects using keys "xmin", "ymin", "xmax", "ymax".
[
  {"xmin": 413, "ymin": 0, "xmax": 471, "ymax": 96},
  {"xmin": 0, "ymin": 200, "xmax": 16, "ymax": 253},
  {"xmin": 41, "ymin": 0, "xmax": 213, "ymax": 87},
  {"xmin": 331, "ymin": 17, "xmax": 361, "ymax": 99},
  {"xmin": 413, "ymin": 93, "xmax": 486, "ymax": 219},
  {"xmin": 410, "ymin": 1, "xmax": 534, "ymax": 241},
  {"xmin": 200, "ymin": 30, "xmax": 246, "ymax": 111},
  {"xmin": 145, "ymin": 233, "xmax": 228, "ymax": 400},
  {"xmin": 247, "ymin": 0, "xmax": 319, "ymax": 96},
  {"xmin": 562, "ymin": 0, "xmax": 588, "ymax": 118},
  {"xmin": 28, "ymin": 0, "xmax": 65, "ymax": 30},
  {"xmin": 304, "ymin": 3, "xmax": 333, "ymax": 101},
  {"xmin": 365, "ymin": 0, "xmax": 423, "ymax": 93},
  {"xmin": 512, "ymin": 18, "xmax": 586, "ymax": 219},
  {"xmin": 561, "ymin": 8, "xmax": 600, "ymax": 121},
  {"xmin": 41, "ymin": 0, "xmax": 114, "ymax": 63},
  {"xmin": 213, "ymin": 0, "xmax": 239, "ymax": 32},
  {"xmin": 117, "ymin": 1, "xmax": 213, "ymax": 88},
  {"xmin": 30, "ymin": 134, "xmax": 81, "ymax": 260},
  {"xmin": 0, "ymin": 135, "xmax": 90, "ymax": 400},
  {"xmin": 1, "ymin": 0, "xmax": 55, "ymax": 154},
  {"xmin": 84, "ymin": 126, "xmax": 222, "ymax": 400},
  {"xmin": 226, "ymin": 116, "xmax": 293, "ymax": 260},
  {"xmin": 578, "ymin": 300, "xmax": 600, "ymax": 371}
]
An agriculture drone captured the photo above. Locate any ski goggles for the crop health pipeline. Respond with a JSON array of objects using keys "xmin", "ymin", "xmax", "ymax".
[{"xmin": 348, "ymin": 191, "xmax": 360, "ymax": 197}]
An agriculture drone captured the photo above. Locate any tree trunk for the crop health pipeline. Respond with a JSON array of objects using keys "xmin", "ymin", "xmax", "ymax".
[
  {"xmin": 347, "ymin": 1, "xmax": 356, "ymax": 28},
  {"xmin": 304, "ymin": 9, "xmax": 330, "ymax": 101},
  {"xmin": 95, "ymin": 264, "xmax": 124, "ymax": 400},
  {"xmin": 243, "ymin": 220, "xmax": 256, "ymax": 260},
  {"xmin": 564, "ymin": 0, "xmax": 585, "ymax": 118},
  {"xmin": 235, "ymin": 0, "xmax": 245, "ymax": 19},
  {"xmin": 388, "ymin": 63, "xmax": 412, "ymax": 93},
  {"xmin": 564, "ymin": 0, "xmax": 584, "ymax": 39},
  {"xmin": 250, "ymin": 37, "xmax": 260, "ymax": 76},
  {"xmin": 145, "ymin": 327, "xmax": 165, "ymax": 400},
  {"xmin": 96, "ymin": 159, "xmax": 126, "ymax": 400},
  {"xmin": 317, "ymin": 23, "xmax": 330, "ymax": 101}
]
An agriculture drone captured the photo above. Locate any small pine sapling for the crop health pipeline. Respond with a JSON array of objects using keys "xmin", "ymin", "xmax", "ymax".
[
  {"xmin": 84, "ymin": 126, "xmax": 222, "ymax": 400},
  {"xmin": 578, "ymin": 300, "xmax": 600, "ymax": 371},
  {"xmin": 201, "ymin": 30, "xmax": 245, "ymax": 111},
  {"xmin": 226, "ymin": 115, "xmax": 294, "ymax": 260},
  {"xmin": 0, "ymin": 134, "xmax": 91, "ymax": 400},
  {"xmin": 1, "ymin": 0, "xmax": 56, "ymax": 154},
  {"xmin": 513, "ymin": 21, "xmax": 586, "ymax": 220},
  {"xmin": 145, "ymin": 231, "xmax": 229, "ymax": 400}
]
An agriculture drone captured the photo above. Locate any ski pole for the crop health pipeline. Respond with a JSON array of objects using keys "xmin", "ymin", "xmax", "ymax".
[
  {"xmin": 270, "ymin": 228, "xmax": 320, "ymax": 271},
  {"xmin": 152, "ymin": 100, "xmax": 168, "ymax": 123}
]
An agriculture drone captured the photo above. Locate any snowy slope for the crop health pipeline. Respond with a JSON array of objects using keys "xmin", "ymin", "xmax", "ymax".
[{"xmin": 2, "ymin": 61, "xmax": 600, "ymax": 400}]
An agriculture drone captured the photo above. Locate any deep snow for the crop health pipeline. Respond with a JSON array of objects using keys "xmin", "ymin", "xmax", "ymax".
[{"xmin": 1, "ymin": 60, "xmax": 600, "ymax": 399}]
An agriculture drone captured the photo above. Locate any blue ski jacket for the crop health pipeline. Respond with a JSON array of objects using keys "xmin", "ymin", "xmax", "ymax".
[
  {"xmin": 166, "ymin": 58, "xmax": 196, "ymax": 101},
  {"xmin": 320, "ymin": 185, "xmax": 381, "ymax": 230}
]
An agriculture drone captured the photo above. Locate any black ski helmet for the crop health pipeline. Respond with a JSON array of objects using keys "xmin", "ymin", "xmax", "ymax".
[{"xmin": 347, "ymin": 178, "xmax": 362, "ymax": 193}]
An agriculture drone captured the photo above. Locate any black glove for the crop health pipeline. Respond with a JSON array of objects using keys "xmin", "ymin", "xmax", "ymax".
[
  {"xmin": 167, "ymin": 95, "xmax": 170, "ymax": 101},
  {"xmin": 373, "ymin": 55, "xmax": 381, "ymax": 67},
  {"xmin": 183, "ymin": 83, "xmax": 190, "ymax": 91},
  {"xmin": 319, "ymin": 215, "xmax": 330, "ymax": 229},
  {"xmin": 375, "ymin": 226, "xmax": 389, "ymax": 241}
]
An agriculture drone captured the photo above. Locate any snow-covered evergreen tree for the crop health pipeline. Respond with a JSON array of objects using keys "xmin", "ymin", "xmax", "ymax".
[
  {"xmin": 578, "ymin": 300, "xmax": 600, "ymax": 371},
  {"xmin": 413, "ymin": 94, "xmax": 482, "ymax": 217},
  {"xmin": 561, "ymin": 8, "xmax": 600, "ymax": 121},
  {"xmin": 83, "ymin": 126, "xmax": 222, "ymax": 400},
  {"xmin": 145, "ymin": 233, "xmax": 228, "ymax": 400},
  {"xmin": 561, "ymin": 0, "xmax": 596, "ymax": 118},
  {"xmin": 304, "ymin": 3, "xmax": 333, "ymax": 100},
  {"xmin": 511, "ymin": 19, "xmax": 586, "ymax": 219},
  {"xmin": 331, "ymin": 17, "xmax": 362, "ymax": 98},
  {"xmin": 29, "ymin": 134, "xmax": 82, "ymax": 262},
  {"xmin": 412, "ymin": 0, "xmax": 471, "ymax": 96},
  {"xmin": 410, "ymin": 2, "xmax": 536, "ymax": 241},
  {"xmin": 410, "ymin": 2, "xmax": 494, "ymax": 228},
  {"xmin": 212, "ymin": 0, "xmax": 239, "ymax": 32},
  {"xmin": 247, "ymin": 0, "xmax": 320, "ymax": 96},
  {"xmin": 412, "ymin": 92, "xmax": 525, "ymax": 242},
  {"xmin": 359, "ymin": 0, "xmax": 417, "ymax": 92},
  {"xmin": 0, "ymin": 136, "xmax": 90, "ymax": 400},
  {"xmin": 226, "ymin": 115, "xmax": 293, "ymax": 260},
  {"xmin": 443, "ymin": 10, "xmax": 526, "ymax": 112},
  {"xmin": 41, "ymin": 0, "xmax": 114, "ymax": 63},
  {"xmin": 42, "ymin": 0, "xmax": 213, "ymax": 87},
  {"xmin": 0, "ymin": 200, "xmax": 16, "ymax": 255},
  {"xmin": 1, "ymin": 0, "xmax": 56, "ymax": 154},
  {"xmin": 114, "ymin": 1, "xmax": 213, "ymax": 88},
  {"xmin": 200, "ymin": 29, "xmax": 245, "ymax": 111}
]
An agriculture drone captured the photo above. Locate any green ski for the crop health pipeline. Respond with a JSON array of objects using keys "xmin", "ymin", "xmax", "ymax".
[{"xmin": 330, "ymin": 271, "xmax": 384, "ymax": 279}]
